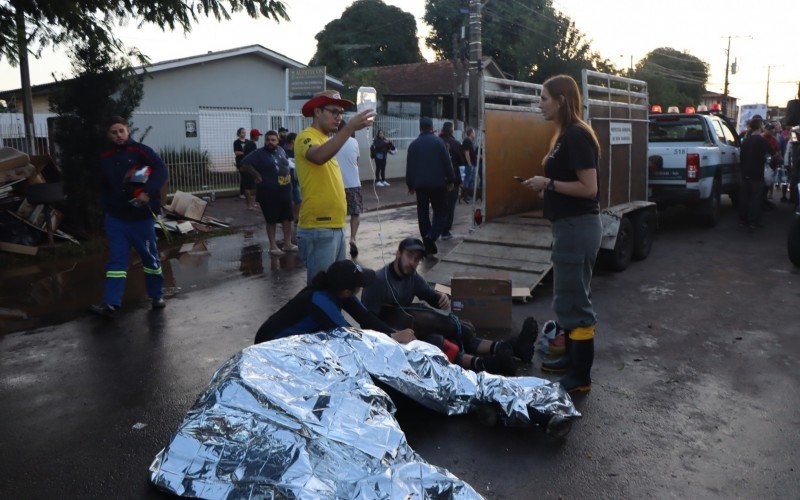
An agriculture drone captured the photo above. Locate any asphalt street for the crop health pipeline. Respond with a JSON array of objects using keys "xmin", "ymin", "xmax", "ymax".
[{"xmin": 1, "ymin": 198, "xmax": 798, "ymax": 499}]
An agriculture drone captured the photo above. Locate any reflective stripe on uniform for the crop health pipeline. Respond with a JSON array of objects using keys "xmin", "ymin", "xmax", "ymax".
[
  {"xmin": 143, "ymin": 266, "xmax": 163, "ymax": 275},
  {"xmin": 568, "ymin": 325, "xmax": 595, "ymax": 341},
  {"xmin": 106, "ymin": 270, "xmax": 127, "ymax": 278}
]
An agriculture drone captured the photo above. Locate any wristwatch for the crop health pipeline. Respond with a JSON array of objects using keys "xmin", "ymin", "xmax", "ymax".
[{"xmin": 546, "ymin": 178, "xmax": 556, "ymax": 192}]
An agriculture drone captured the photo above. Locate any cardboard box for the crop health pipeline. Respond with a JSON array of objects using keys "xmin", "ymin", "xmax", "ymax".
[{"xmin": 450, "ymin": 271, "xmax": 512, "ymax": 330}]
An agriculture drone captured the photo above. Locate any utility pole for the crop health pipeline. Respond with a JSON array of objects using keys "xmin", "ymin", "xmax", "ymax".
[
  {"xmin": 722, "ymin": 35, "xmax": 751, "ymax": 117},
  {"xmin": 467, "ymin": 0, "xmax": 483, "ymax": 128},
  {"xmin": 452, "ymin": 33, "xmax": 460, "ymax": 129},
  {"xmin": 765, "ymin": 65, "xmax": 771, "ymax": 106},
  {"xmin": 15, "ymin": 8, "xmax": 35, "ymax": 154}
]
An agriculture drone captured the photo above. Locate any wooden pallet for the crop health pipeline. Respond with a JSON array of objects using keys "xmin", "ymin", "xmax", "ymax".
[{"xmin": 423, "ymin": 212, "xmax": 553, "ymax": 294}]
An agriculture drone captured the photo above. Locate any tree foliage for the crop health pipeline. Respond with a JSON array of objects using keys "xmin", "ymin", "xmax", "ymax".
[
  {"xmin": 634, "ymin": 48, "xmax": 709, "ymax": 108},
  {"xmin": 310, "ymin": 0, "xmax": 424, "ymax": 78},
  {"xmin": 424, "ymin": 0, "xmax": 617, "ymax": 83},
  {"xmin": 48, "ymin": 42, "xmax": 145, "ymax": 233},
  {"xmin": 0, "ymin": 0, "xmax": 288, "ymax": 65}
]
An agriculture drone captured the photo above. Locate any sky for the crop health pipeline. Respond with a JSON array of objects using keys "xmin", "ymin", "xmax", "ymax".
[{"xmin": 1, "ymin": 0, "xmax": 798, "ymax": 106}]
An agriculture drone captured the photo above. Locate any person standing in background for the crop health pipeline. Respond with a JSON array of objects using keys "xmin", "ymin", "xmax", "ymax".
[
  {"xmin": 335, "ymin": 120, "xmax": 363, "ymax": 258},
  {"xmin": 370, "ymin": 129, "xmax": 395, "ymax": 187},
  {"xmin": 439, "ymin": 122, "xmax": 466, "ymax": 240},
  {"xmin": 89, "ymin": 116, "xmax": 169, "ymax": 317},
  {"xmin": 405, "ymin": 117, "xmax": 456, "ymax": 256}
]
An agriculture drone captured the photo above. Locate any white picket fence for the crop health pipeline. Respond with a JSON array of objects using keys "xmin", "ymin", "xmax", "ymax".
[{"xmin": 0, "ymin": 110, "xmax": 461, "ymax": 196}]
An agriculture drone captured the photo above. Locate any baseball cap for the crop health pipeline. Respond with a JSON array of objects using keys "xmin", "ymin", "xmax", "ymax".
[
  {"xmin": 398, "ymin": 237, "xmax": 427, "ymax": 256},
  {"xmin": 326, "ymin": 260, "xmax": 376, "ymax": 290},
  {"xmin": 278, "ymin": 127, "xmax": 288, "ymax": 133},
  {"xmin": 301, "ymin": 90, "xmax": 354, "ymax": 118},
  {"xmin": 419, "ymin": 116, "xmax": 433, "ymax": 129},
  {"xmin": 250, "ymin": 128, "xmax": 262, "ymax": 138}
]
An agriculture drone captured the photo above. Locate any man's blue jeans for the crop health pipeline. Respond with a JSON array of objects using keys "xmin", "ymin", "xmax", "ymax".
[{"xmin": 296, "ymin": 227, "xmax": 346, "ymax": 284}]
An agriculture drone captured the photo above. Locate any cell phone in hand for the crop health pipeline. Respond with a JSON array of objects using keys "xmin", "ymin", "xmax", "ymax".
[{"xmin": 513, "ymin": 176, "xmax": 525, "ymax": 183}]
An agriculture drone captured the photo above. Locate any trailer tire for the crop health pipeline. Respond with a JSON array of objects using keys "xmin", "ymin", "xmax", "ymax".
[
  {"xmin": 632, "ymin": 209, "xmax": 656, "ymax": 260},
  {"xmin": 788, "ymin": 216, "xmax": 800, "ymax": 267},
  {"xmin": 602, "ymin": 216, "xmax": 634, "ymax": 272}
]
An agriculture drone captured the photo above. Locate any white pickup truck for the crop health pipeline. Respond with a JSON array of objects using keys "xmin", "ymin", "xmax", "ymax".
[{"xmin": 648, "ymin": 112, "xmax": 741, "ymax": 226}]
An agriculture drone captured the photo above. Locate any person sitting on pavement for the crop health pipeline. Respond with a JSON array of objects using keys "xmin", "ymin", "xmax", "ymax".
[
  {"xmin": 254, "ymin": 260, "xmax": 415, "ymax": 345},
  {"xmin": 89, "ymin": 116, "xmax": 169, "ymax": 317},
  {"xmin": 360, "ymin": 238, "xmax": 538, "ymax": 376},
  {"xmin": 239, "ymin": 130, "xmax": 296, "ymax": 256}
]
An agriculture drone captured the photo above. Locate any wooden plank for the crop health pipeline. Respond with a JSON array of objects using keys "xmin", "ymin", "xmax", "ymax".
[
  {"xmin": 465, "ymin": 223, "xmax": 552, "ymax": 248},
  {"xmin": 0, "ymin": 241, "xmax": 38, "ymax": 256},
  {"xmin": 449, "ymin": 242, "xmax": 552, "ymax": 264},
  {"xmin": 423, "ymin": 261, "xmax": 549, "ymax": 291},
  {"xmin": 441, "ymin": 252, "xmax": 551, "ymax": 274}
]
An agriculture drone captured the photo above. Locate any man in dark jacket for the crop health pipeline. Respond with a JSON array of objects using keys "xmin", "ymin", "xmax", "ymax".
[
  {"xmin": 739, "ymin": 117, "xmax": 773, "ymax": 229},
  {"xmin": 406, "ymin": 117, "xmax": 456, "ymax": 255},
  {"xmin": 439, "ymin": 122, "xmax": 466, "ymax": 239},
  {"xmin": 89, "ymin": 116, "xmax": 169, "ymax": 317}
]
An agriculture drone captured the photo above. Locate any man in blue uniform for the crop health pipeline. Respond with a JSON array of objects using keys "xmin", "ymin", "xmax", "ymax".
[{"xmin": 89, "ymin": 116, "xmax": 169, "ymax": 317}]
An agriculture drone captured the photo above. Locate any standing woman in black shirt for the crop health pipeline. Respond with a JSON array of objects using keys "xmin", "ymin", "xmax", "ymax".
[{"xmin": 522, "ymin": 74, "xmax": 602, "ymax": 393}]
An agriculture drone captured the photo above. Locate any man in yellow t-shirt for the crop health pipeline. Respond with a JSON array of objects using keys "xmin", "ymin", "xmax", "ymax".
[{"xmin": 295, "ymin": 90, "xmax": 376, "ymax": 283}]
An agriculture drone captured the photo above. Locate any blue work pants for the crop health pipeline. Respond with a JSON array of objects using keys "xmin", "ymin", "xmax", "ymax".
[{"xmin": 103, "ymin": 214, "xmax": 163, "ymax": 306}]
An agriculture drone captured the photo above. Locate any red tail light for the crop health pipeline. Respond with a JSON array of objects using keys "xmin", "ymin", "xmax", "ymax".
[{"xmin": 686, "ymin": 153, "xmax": 700, "ymax": 182}]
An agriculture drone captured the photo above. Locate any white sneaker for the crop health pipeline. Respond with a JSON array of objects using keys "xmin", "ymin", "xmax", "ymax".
[
  {"xmin": 376, "ymin": 180, "xmax": 386, "ymax": 187},
  {"xmin": 383, "ymin": 180, "xmax": 391, "ymax": 186}
]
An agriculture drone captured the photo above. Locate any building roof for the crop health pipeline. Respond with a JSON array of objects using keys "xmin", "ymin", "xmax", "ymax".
[
  {"xmin": 0, "ymin": 44, "xmax": 343, "ymax": 99},
  {"xmin": 364, "ymin": 58, "xmax": 504, "ymax": 96},
  {"xmin": 702, "ymin": 90, "xmax": 737, "ymax": 100}
]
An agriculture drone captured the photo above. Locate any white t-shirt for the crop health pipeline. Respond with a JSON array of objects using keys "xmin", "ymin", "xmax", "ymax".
[{"xmin": 335, "ymin": 137, "xmax": 361, "ymax": 189}]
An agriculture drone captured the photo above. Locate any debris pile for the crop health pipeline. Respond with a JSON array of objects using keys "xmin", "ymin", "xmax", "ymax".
[{"xmin": 0, "ymin": 148, "xmax": 228, "ymax": 256}]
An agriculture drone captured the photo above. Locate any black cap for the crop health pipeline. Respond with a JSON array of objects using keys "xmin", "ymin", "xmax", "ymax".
[
  {"xmin": 326, "ymin": 260, "xmax": 376, "ymax": 290},
  {"xmin": 278, "ymin": 127, "xmax": 289, "ymax": 133},
  {"xmin": 398, "ymin": 237, "xmax": 427, "ymax": 256},
  {"xmin": 419, "ymin": 116, "xmax": 433, "ymax": 129}
]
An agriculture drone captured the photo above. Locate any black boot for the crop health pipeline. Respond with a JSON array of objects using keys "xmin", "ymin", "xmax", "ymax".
[
  {"xmin": 559, "ymin": 338, "xmax": 594, "ymax": 393},
  {"xmin": 541, "ymin": 335, "xmax": 571, "ymax": 373},
  {"xmin": 479, "ymin": 351, "xmax": 517, "ymax": 376},
  {"xmin": 512, "ymin": 316, "xmax": 538, "ymax": 363}
]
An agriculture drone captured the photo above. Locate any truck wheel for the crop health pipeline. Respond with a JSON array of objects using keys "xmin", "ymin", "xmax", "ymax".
[
  {"xmin": 789, "ymin": 216, "xmax": 800, "ymax": 267},
  {"xmin": 698, "ymin": 178, "xmax": 722, "ymax": 227},
  {"xmin": 602, "ymin": 216, "xmax": 634, "ymax": 272},
  {"xmin": 728, "ymin": 190, "xmax": 739, "ymax": 208},
  {"xmin": 632, "ymin": 209, "xmax": 656, "ymax": 260}
]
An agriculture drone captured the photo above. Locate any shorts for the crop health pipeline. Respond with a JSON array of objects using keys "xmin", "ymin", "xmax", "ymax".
[
  {"xmin": 256, "ymin": 195, "xmax": 293, "ymax": 224},
  {"xmin": 239, "ymin": 168, "xmax": 256, "ymax": 190},
  {"xmin": 345, "ymin": 187, "xmax": 363, "ymax": 216}
]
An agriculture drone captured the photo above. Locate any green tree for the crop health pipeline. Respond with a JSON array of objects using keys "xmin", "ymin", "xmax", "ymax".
[
  {"xmin": 634, "ymin": 48, "xmax": 709, "ymax": 108},
  {"xmin": 0, "ymin": 1, "xmax": 288, "ymax": 64},
  {"xmin": 310, "ymin": 0, "xmax": 424, "ymax": 78},
  {"xmin": 48, "ymin": 42, "xmax": 145, "ymax": 233},
  {"xmin": 424, "ymin": 0, "xmax": 617, "ymax": 83}
]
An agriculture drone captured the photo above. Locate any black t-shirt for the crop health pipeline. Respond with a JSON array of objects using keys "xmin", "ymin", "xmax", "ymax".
[
  {"xmin": 740, "ymin": 134, "xmax": 771, "ymax": 180},
  {"xmin": 233, "ymin": 139, "xmax": 250, "ymax": 167},
  {"xmin": 543, "ymin": 124, "xmax": 599, "ymax": 221},
  {"xmin": 462, "ymin": 137, "xmax": 477, "ymax": 165},
  {"xmin": 241, "ymin": 146, "xmax": 292, "ymax": 200}
]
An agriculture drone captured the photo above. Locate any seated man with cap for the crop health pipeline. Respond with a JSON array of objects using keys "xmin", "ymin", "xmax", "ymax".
[
  {"xmin": 361, "ymin": 238, "xmax": 538, "ymax": 376},
  {"xmin": 294, "ymin": 90, "xmax": 376, "ymax": 284},
  {"xmin": 254, "ymin": 260, "xmax": 415, "ymax": 345}
]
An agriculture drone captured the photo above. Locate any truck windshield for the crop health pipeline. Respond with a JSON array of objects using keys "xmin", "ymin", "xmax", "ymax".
[{"xmin": 649, "ymin": 116, "xmax": 706, "ymax": 143}]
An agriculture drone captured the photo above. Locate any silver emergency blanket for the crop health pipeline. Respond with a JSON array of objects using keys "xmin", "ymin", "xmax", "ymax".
[{"xmin": 150, "ymin": 328, "xmax": 581, "ymax": 499}]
